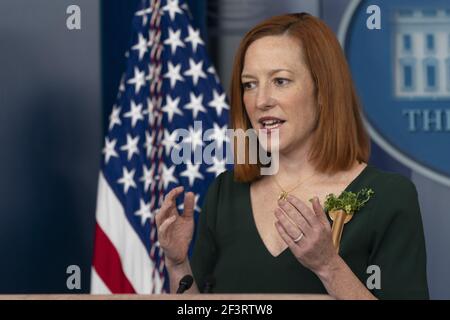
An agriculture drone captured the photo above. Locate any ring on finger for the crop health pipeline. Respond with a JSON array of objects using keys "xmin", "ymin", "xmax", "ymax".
[{"xmin": 293, "ymin": 232, "xmax": 304, "ymax": 243}]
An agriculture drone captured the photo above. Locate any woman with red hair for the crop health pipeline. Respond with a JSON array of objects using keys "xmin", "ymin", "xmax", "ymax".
[{"xmin": 156, "ymin": 13, "xmax": 428, "ymax": 299}]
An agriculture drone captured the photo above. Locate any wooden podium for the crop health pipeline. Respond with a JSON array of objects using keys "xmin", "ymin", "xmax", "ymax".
[{"xmin": 0, "ymin": 294, "xmax": 332, "ymax": 300}]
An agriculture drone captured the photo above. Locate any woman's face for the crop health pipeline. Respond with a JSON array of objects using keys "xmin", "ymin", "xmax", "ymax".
[{"xmin": 241, "ymin": 35, "xmax": 318, "ymax": 154}]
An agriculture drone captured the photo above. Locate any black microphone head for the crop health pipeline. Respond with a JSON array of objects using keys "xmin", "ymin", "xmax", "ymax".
[{"xmin": 179, "ymin": 275, "xmax": 194, "ymax": 289}]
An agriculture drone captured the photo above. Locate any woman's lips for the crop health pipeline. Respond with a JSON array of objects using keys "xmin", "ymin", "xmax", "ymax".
[
  {"xmin": 256, "ymin": 117, "xmax": 286, "ymax": 135},
  {"xmin": 259, "ymin": 120, "xmax": 285, "ymax": 133}
]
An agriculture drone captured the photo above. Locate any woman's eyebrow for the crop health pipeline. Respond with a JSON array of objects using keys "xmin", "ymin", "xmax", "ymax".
[
  {"xmin": 241, "ymin": 68, "xmax": 293, "ymax": 79},
  {"xmin": 241, "ymin": 74, "xmax": 255, "ymax": 79}
]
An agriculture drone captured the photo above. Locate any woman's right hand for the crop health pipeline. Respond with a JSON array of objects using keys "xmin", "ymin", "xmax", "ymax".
[{"xmin": 155, "ymin": 186, "xmax": 195, "ymax": 267}]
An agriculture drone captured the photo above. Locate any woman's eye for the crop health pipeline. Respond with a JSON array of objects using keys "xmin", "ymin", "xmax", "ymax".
[
  {"xmin": 274, "ymin": 78, "xmax": 290, "ymax": 86},
  {"xmin": 242, "ymin": 82, "xmax": 256, "ymax": 90}
]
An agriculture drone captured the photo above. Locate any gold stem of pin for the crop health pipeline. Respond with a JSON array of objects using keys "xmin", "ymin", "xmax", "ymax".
[{"xmin": 331, "ymin": 210, "xmax": 346, "ymax": 253}]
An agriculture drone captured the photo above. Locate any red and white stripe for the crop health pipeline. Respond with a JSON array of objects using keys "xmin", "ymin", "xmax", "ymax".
[{"xmin": 91, "ymin": 173, "xmax": 164, "ymax": 294}]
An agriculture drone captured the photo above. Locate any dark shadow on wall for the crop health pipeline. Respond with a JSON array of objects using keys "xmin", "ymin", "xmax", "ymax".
[{"xmin": 0, "ymin": 29, "xmax": 99, "ymax": 293}]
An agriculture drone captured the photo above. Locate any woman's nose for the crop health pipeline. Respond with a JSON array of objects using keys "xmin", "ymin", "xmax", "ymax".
[{"xmin": 255, "ymin": 86, "xmax": 275, "ymax": 110}]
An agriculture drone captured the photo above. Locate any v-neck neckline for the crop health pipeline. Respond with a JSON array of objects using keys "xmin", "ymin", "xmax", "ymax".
[{"xmin": 246, "ymin": 164, "xmax": 372, "ymax": 259}]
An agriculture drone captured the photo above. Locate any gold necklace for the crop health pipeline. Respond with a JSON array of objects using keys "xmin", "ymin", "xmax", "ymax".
[{"xmin": 273, "ymin": 171, "xmax": 321, "ymax": 201}]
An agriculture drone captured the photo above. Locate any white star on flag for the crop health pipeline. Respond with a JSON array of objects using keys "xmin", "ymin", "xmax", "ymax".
[
  {"xmin": 208, "ymin": 122, "xmax": 229, "ymax": 146},
  {"xmin": 208, "ymin": 89, "xmax": 229, "ymax": 116},
  {"xmin": 207, "ymin": 157, "xmax": 227, "ymax": 177},
  {"xmin": 144, "ymin": 98, "xmax": 156, "ymax": 125},
  {"xmin": 163, "ymin": 62, "xmax": 184, "ymax": 89},
  {"xmin": 118, "ymin": 76, "xmax": 126, "ymax": 93},
  {"xmin": 127, "ymin": 67, "xmax": 146, "ymax": 94},
  {"xmin": 117, "ymin": 167, "xmax": 137, "ymax": 193},
  {"xmin": 181, "ymin": 163, "xmax": 204, "ymax": 186},
  {"xmin": 140, "ymin": 165, "xmax": 154, "ymax": 192},
  {"xmin": 135, "ymin": 7, "xmax": 152, "ymax": 26},
  {"xmin": 162, "ymin": 129, "xmax": 180, "ymax": 156},
  {"xmin": 185, "ymin": 125, "xmax": 204, "ymax": 151},
  {"xmin": 132, "ymin": 33, "xmax": 148, "ymax": 61},
  {"xmin": 134, "ymin": 199, "xmax": 154, "ymax": 226},
  {"xmin": 184, "ymin": 25, "xmax": 204, "ymax": 53},
  {"xmin": 124, "ymin": 100, "xmax": 144, "ymax": 128},
  {"xmin": 162, "ymin": 95, "xmax": 183, "ymax": 122},
  {"xmin": 109, "ymin": 105, "xmax": 122, "ymax": 130},
  {"xmin": 120, "ymin": 134, "xmax": 140, "ymax": 160},
  {"xmin": 184, "ymin": 92, "xmax": 206, "ymax": 119},
  {"xmin": 145, "ymin": 64, "xmax": 155, "ymax": 83},
  {"xmin": 164, "ymin": 28, "xmax": 186, "ymax": 55},
  {"xmin": 144, "ymin": 131, "xmax": 153, "ymax": 158},
  {"xmin": 147, "ymin": 29, "xmax": 156, "ymax": 48},
  {"xmin": 162, "ymin": 0, "xmax": 183, "ymax": 21},
  {"xmin": 102, "ymin": 138, "xmax": 118, "ymax": 164},
  {"xmin": 183, "ymin": 58, "xmax": 207, "ymax": 86},
  {"xmin": 162, "ymin": 164, "xmax": 178, "ymax": 189},
  {"xmin": 207, "ymin": 66, "xmax": 221, "ymax": 84}
]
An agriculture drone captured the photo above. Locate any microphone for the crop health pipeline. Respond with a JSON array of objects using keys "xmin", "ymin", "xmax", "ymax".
[
  {"xmin": 176, "ymin": 275, "xmax": 194, "ymax": 294},
  {"xmin": 202, "ymin": 275, "xmax": 216, "ymax": 293}
]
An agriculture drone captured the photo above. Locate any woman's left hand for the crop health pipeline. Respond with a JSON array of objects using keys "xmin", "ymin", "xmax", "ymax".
[{"xmin": 274, "ymin": 195, "xmax": 338, "ymax": 275}]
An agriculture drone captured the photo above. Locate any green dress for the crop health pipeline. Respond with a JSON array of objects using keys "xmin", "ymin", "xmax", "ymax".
[{"xmin": 190, "ymin": 164, "xmax": 429, "ymax": 299}]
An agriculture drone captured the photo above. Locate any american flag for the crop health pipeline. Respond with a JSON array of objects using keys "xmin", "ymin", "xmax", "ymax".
[{"xmin": 91, "ymin": 0, "xmax": 230, "ymax": 294}]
